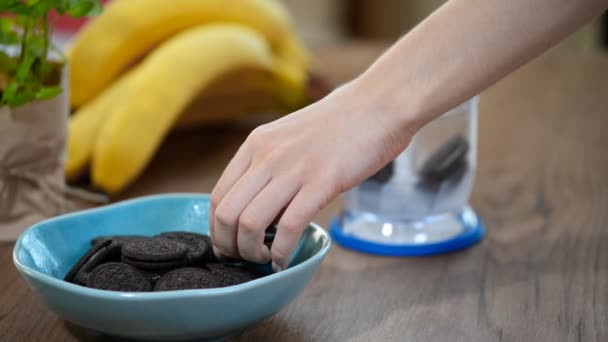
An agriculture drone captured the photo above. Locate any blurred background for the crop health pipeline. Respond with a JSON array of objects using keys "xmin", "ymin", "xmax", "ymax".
[
  {"xmin": 283, "ymin": 0, "xmax": 607, "ymax": 51},
  {"xmin": 56, "ymin": 0, "xmax": 608, "ymax": 52}
]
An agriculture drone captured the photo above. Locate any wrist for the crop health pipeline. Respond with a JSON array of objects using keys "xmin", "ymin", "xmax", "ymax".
[{"xmin": 347, "ymin": 71, "xmax": 425, "ymax": 149}]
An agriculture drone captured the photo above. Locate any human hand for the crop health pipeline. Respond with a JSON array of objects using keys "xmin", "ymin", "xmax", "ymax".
[{"xmin": 209, "ymin": 80, "xmax": 415, "ymax": 271}]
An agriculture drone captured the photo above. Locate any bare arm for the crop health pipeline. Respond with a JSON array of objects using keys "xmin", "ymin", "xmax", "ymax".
[
  {"xmin": 359, "ymin": 0, "xmax": 607, "ymax": 133},
  {"xmin": 210, "ymin": 0, "xmax": 608, "ymax": 270}
]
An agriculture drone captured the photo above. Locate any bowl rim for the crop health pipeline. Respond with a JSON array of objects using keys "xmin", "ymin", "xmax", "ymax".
[{"xmin": 12, "ymin": 192, "xmax": 331, "ymax": 300}]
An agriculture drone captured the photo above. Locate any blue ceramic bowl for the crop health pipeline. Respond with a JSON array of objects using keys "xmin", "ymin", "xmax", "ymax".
[{"xmin": 13, "ymin": 193, "xmax": 331, "ymax": 341}]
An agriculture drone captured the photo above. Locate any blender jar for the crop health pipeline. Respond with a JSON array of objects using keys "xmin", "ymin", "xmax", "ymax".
[{"xmin": 330, "ymin": 96, "xmax": 484, "ymax": 256}]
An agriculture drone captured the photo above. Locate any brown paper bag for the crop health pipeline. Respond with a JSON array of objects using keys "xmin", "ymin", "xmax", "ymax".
[{"xmin": 0, "ymin": 66, "xmax": 69, "ymax": 241}]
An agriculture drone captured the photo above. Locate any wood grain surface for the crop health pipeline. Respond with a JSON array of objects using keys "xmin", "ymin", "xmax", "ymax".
[{"xmin": 1, "ymin": 41, "xmax": 608, "ymax": 342}]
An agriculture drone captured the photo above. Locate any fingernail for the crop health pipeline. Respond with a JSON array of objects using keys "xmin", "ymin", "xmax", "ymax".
[{"xmin": 272, "ymin": 262, "xmax": 282, "ymax": 273}]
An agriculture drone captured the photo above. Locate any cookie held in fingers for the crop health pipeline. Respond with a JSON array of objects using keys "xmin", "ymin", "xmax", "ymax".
[
  {"xmin": 264, "ymin": 225, "xmax": 277, "ymax": 243},
  {"xmin": 263, "ymin": 225, "xmax": 277, "ymax": 249}
]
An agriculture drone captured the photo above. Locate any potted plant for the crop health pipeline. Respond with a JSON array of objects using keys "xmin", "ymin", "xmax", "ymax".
[{"xmin": 0, "ymin": 0, "xmax": 101, "ymax": 241}]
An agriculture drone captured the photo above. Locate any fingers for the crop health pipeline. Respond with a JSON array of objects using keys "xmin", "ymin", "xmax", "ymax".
[
  {"xmin": 209, "ymin": 117, "xmax": 342, "ymax": 269},
  {"xmin": 271, "ymin": 184, "xmax": 332, "ymax": 271},
  {"xmin": 213, "ymin": 167, "xmax": 270, "ymax": 257},
  {"xmin": 236, "ymin": 178, "xmax": 299, "ymax": 263},
  {"xmin": 209, "ymin": 143, "xmax": 251, "ymax": 245}
]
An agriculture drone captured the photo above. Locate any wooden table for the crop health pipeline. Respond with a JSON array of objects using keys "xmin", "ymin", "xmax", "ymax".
[{"xmin": 2, "ymin": 41, "xmax": 608, "ymax": 341}]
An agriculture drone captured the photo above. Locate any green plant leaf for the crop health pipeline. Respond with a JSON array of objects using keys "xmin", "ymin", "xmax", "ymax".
[
  {"xmin": 0, "ymin": 18, "xmax": 21, "ymax": 46},
  {"xmin": 4, "ymin": 2, "xmax": 31, "ymax": 15},
  {"xmin": 66, "ymin": 0, "xmax": 102, "ymax": 17},
  {"xmin": 0, "ymin": 17, "xmax": 17, "ymax": 31},
  {"xmin": 1, "ymin": 80, "xmax": 20, "ymax": 105},
  {"xmin": 56, "ymin": 0, "xmax": 70, "ymax": 14},
  {"xmin": 9, "ymin": 91, "xmax": 34, "ymax": 107},
  {"xmin": 31, "ymin": 0, "xmax": 67, "ymax": 17},
  {"xmin": 0, "ymin": 32, "xmax": 20, "ymax": 46},
  {"xmin": 0, "ymin": 0, "xmax": 19, "ymax": 12},
  {"xmin": 1, "ymin": 0, "xmax": 101, "ymax": 108},
  {"xmin": 35, "ymin": 85, "xmax": 62, "ymax": 100},
  {"xmin": 14, "ymin": 54, "xmax": 35, "ymax": 82},
  {"xmin": 26, "ymin": 33, "xmax": 45, "ymax": 56},
  {"xmin": 86, "ymin": 0, "xmax": 103, "ymax": 16}
]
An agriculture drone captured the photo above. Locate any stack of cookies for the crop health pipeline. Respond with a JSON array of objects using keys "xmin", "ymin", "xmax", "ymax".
[{"xmin": 64, "ymin": 231, "xmax": 273, "ymax": 292}]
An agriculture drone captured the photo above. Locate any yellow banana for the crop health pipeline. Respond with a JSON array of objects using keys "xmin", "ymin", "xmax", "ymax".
[
  {"xmin": 69, "ymin": 0, "xmax": 308, "ymax": 107},
  {"xmin": 175, "ymin": 68, "xmax": 292, "ymax": 130},
  {"xmin": 92, "ymin": 24, "xmax": 277, "ymax": 194},
  {"xmin": 276, "ymin": 33, "xmax": 310, "ymax": 72},
  {"xmin": 65, "ymin": 65, "xmax": 305, "ymax": 186},
  {"xmin": 64, "ymin": 69, "xmax": 136, "ymax": 182},
  {"xmin": 65, "ymin": 58, "xmax": 306, "ymax": 184}
]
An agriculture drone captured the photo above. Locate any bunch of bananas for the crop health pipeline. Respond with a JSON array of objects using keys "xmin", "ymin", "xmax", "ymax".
[{"xmin": 65, "ymin": 0, "xmax": 317, "ymax": 195}]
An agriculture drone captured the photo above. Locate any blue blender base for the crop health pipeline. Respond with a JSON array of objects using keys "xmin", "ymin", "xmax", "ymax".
[{"xmin": 330, "ymin": 208, "xmax": 485, "ymax": 257}]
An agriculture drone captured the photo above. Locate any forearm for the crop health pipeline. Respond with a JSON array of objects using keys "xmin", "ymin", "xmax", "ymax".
[{"xmin": 354, "ymin": 0, "xmax": 608, "ymax": 133}]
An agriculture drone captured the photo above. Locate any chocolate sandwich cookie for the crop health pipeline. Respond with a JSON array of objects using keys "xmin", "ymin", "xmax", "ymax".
[
  {"xmin": 137, "ymin": 269, "xmax": 164, "ymax": 285},
  {"xmin": 91, "ymin": 235, "xmax": 146, "ymax": 247},
  {"xmin": 154, "ymin": 268, "xmax": 217, "ymax": 291},
  {"xmin": 206, "ymin": 264, "xmax": 259, "ymax": 287},
  {"xmin": 77, "ymin": 243, "xmax": 123, "ymax": 285},
  {"xmin": 201, "ymin": 234, "xmax": 218, "ymax": 262},
  {"xmin": 264, "ymin": 226, "xmax": 277, "ymax": 243},
  {"xmin": 121, "ymin": 256, "xmax": 189, "ymax": 270},
  {"xmin": 157, "ymin": 232, "xmax": 212, "ymax": 264},
  {"xmin": 236, "ymin": 262, "xmax": 268, "ymax": 279},
  {"xmin": 263, "ymin": 225, "xmax": 277, "ymax": 249},
  {"xmin": 121, "ymin": 237, "xmax": 190, "ymax": 270},
  {"xmin": 122, "ymin": 238, "xmax": 189, "ymax": 262},
  {"xmin": 419, "ymin": 135, "xmax": 469, "ymax": 185},
  {"xmin": 64, "ymin": 239, "xmax": 115, "ymax": 284},
  {"xmin": 221, "ymin": 262, "xmax": 267, "ymax": 281},
  {"xmin": 87, "ymin": 262, "xmax": 151, "ymax": 292}
]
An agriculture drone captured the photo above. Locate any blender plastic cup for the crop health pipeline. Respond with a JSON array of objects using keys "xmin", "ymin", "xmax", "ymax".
[{"xmin": 330, "ymin": 96, "xmax": 484, "ymax": 256}]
